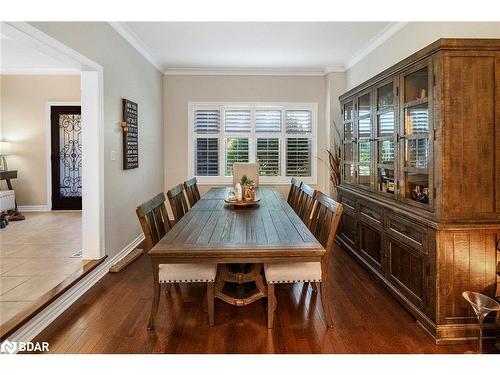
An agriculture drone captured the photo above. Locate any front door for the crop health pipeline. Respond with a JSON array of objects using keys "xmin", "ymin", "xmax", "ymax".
[{"xmin": 51, "ymin": 106, "xmax": 82, "ymax": 210}]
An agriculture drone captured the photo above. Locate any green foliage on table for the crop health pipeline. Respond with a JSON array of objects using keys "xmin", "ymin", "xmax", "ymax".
[{"xmin": 240, "ymin": 174, "xmax": 254, "ymax": 187}]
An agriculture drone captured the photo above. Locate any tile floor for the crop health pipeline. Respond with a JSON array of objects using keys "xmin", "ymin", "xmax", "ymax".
[{"xmin": 0, "ymin": 212, "xmax": 85, "ymax": 327}]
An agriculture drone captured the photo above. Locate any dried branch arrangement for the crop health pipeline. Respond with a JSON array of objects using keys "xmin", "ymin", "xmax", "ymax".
[
  {"xmin": 327, "ymin": 120, "xmax": 341, "ymax": 190},
  {"xmin": 326, "ymin": 147, "xmax": 341, "ymax": 188}
]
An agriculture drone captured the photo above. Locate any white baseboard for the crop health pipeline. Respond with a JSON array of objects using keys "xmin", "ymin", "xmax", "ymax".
[
  {"xmin": 1, "ymin": 233, "xmax": 145, "ymax": 351},
  {"xmin": 17, "ymin": 205, "xmax": 50, "ymax": 212}
]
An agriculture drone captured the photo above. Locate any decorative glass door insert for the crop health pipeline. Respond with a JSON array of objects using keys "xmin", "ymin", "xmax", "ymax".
[
  {"xmin": 342, "ymin": 100, "xmax": 355, "ymax": 184},
  {"xmin": 375, "ymin": 81, "xmax": 396, "ymax": 195},
  {"xmin": 51, "ymin": 106, "xmax": 82, "ymax": 210},
  {"xmin": 356, "ymin": 93, "xmax": 372, "ymax": 188},
  {"xmin": 401, "ymin": 66, "xmax": 431, "ymax": 205}
]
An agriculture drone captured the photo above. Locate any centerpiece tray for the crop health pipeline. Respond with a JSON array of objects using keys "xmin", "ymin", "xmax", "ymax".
[{"xmin": 224, "ymin": 197, "xmax": 261, "ymax": 207}]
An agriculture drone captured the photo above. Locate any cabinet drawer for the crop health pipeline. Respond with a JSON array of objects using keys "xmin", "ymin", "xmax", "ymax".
[
  {"xmin": 388, "ymin": 215, "xmax": 427, "ymax": 253},
  {"xmin": 359, "ymin": 202, "xmax": 383, "ymax": 227},
  {"xmin": 339, "ymin": 194, "xmax": 356, "ymax": 213}
]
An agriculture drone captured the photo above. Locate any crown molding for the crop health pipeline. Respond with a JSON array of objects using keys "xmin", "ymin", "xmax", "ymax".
[
  {"xmin": 0, "ymin": 67, "xmax": 80, "ymax": 75},
  {"xmin": 323, "ymin": 65, "xmax": 346, "ymax": 73},
  {"xmin": 108, "ymin": 22, "xmax": 164, "ymax": 72},
  {"xmin": 164, "ymin": 67, "xmax": 328, "ymax": 76},
  {"xmin": 109, "ymin": 22, "xmax": 408, "ymax": 76},
  {"xmin": 345, "ymin": 22, "xmax": 408, "ymax": 70}
]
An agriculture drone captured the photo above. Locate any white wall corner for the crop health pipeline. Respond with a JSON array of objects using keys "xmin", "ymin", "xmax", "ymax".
[
  {"xmin": 108, "ymin": 22, "xmax": 164, "ymax": 72},
  {"xmin": 345, "ymin": 22, "xmax": 409, "ymax": 70}
]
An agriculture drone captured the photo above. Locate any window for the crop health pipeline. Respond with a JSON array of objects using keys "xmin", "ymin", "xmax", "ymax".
[
  {"xmin": 225, "ymin": 138, "xmax": 249, "ymax": 175},
  {"xmin": 257, "ymin": 138, "xmax": 280, "ymax": 176},
  {"xmin": 189, "ymin": 103, "xmax": 317, "ymax": 184}
]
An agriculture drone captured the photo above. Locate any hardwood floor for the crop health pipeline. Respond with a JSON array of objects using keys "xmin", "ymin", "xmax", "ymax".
[{"xmin": 33, "ymin": 245, "xmax": 490, "ymax": 354}]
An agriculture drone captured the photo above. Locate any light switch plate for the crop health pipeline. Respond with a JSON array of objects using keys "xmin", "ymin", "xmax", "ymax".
[{"xmin": 110, "ymin": 150, "xmax": 116, "ymax": 161}]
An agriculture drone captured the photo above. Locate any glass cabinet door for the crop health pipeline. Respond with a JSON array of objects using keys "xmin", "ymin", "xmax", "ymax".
[
  {"xmin": 400, "ymin": 65, "xmax": 431, "ymax": 206},
  {"xmin": 375, "ymin": 81, "xmax": 396, "ymax": 196},
  {"xmin": 356, "ymin": 92, "xmax": 372, "ymax": 189},
  {"xmin": 342, "ymin": 100, "xmax": 355, "ymax": 184}
]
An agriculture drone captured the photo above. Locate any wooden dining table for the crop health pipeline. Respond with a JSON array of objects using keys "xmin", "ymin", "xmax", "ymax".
[{"xmin": 148, "ymin": 186, "xmax": 325, "ymax": 307}]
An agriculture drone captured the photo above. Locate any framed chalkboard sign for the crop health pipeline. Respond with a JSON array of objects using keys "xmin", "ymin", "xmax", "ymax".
[{"xmin": 121, "ymin": 99, "xmax": 138, "ymax": 169}]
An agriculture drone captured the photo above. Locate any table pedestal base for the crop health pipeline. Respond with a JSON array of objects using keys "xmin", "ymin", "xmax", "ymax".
[{"xmin": 215, "ymin": 264, "xmax": 267, "ymax": 306}]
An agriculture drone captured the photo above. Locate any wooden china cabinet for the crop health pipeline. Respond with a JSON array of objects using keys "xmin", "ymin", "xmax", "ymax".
[{"xmin": 337, "ymin": 39, "xmax": 500, "ymax": 344}]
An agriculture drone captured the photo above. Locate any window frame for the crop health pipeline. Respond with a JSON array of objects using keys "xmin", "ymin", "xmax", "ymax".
[{"xmin": 188, "ymin": 102, "xmax": 318, "ymax": 185}]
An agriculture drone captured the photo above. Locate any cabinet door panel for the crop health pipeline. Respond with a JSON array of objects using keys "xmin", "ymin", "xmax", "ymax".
[
  {"xmin": 339, "ymin": 212, "xmax": 357, "ymax": 249},
  {"xmin": 387, "ymin": 238, "xmax": 426, "ymax": 307},
  {"xmin": 442, "ymin": 54, "xmax": 497, "ymax": 220},
  {"xmin": 359, "ymin": 222, "xmax": 383, "ymax": 270}
]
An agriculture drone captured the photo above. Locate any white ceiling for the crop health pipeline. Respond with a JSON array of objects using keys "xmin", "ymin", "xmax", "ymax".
[
  {"xmin": 119, "ymin": 22, "xmax": 401, "ymax": 73},
  {"xmin": 0, "ymin": 30, "xmax": 80, "ymax": 74}
]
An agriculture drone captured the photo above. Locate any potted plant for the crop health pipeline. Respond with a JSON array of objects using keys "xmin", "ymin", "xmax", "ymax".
[{"xmin": 240, "ymin": 174, "xmax": 256, "ymax": 201}]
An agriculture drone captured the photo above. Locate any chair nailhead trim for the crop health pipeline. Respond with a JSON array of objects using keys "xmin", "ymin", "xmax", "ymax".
[
  {"xmin": 268, "ymin": 279, "xmax": 322, "ymax": 284},
  {"xmin": 159, "ymin": 279, "xmax": 214, "ymax": 283}
]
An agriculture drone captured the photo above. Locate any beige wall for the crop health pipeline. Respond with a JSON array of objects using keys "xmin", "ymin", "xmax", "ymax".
[
  {"xmin": 325, "ymin": 72, "xmax": 346, "ymax": 197},
  {"xmin": 0, "ymin": 75, "xmax": 80, "ymax": 206},
  {"xmin": 347, "ymin": 22, "xmax": 500, "ymax": 89},
  {"xmin": 164, "ymin": 74, "xmax": 328, "ymax": 198},
  {"xmin": 31, "ymin": 22, "xmax": 164, "ymax": 258}
]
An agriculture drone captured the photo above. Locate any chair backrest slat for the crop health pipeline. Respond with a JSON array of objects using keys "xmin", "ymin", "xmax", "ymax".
[
  {"xmin": 287, "ymin": 177, "xmax": 301, "ymax": 211},
  {"xmin": 136, "ymin": 192, "xmax": 172, "ymax": 251},
  {"xmin": 183, "ymin": 177, "xmax": 201, "ymax": 208},
  {"xmin": 308, "ymin": 191, "xmax": 343, "ymax": 255},
  {"xmin": 167, "ymin": 184, "xmax": 189, "ymax": 223},
  {"xmin": 296, "ymin": 182, "xmax": 316, "ymax": 225}
]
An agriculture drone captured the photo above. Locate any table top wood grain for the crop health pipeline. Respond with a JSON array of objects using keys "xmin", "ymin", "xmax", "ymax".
[{"xmin": 148, "ymin": 187, "xmax": 325, "ymax": 263}]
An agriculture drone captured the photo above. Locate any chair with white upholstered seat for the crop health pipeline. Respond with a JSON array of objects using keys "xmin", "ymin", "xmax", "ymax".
[
  {"xmin": 264, "ymin": 190, "xmax": 343, "ymax": 328},
  {"xmin": 232, "ymin": 163, "xmax": 259, "ymax": 186},
  {"xmin": 136, "ymin": 193, "xmax": 217, "ymax": 329}
]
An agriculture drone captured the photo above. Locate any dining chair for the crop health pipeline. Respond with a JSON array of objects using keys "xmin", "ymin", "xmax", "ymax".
[
  {"xmin": 296, "ymin": 182, "xmax": 315, "ymax": 225},
  {"xmin": 232, "ymin": 162, "xmax": 259, "ymax": 186},
  {"xmin": 287, "ymin": 177, "xmax": 301, "ymax": 212},
  {"xmin": 167, "ymin": 184, "xmax": 189, "ymax": 224},
  {"xmin": 136, "ymin": 193, "xmax": 217, "ymax": 328},
  {"xmin": 264, "ymin": 190, "xmax": 344, "ymax": 329},
  {"xmin": 183, "ymin": 177, "xmax": 201, "ymax": 208}
]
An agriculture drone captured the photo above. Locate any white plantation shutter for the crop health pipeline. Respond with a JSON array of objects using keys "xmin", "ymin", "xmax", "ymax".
[
  {"xmin": 192, "ymin": 103, "xmax": 315, "ymax": 182},
  {"xmin": 285, "ymin": 110, "xmax": 312, "ymax": 133},
  {"xmin": 378, "ymin": 111, "xmax": 395, "ymax": 135},
  {"xmin": 194, "ymin": 109, "xmax": 220, "ymax": 133},
  {"xmin": 225, "ymin": 138, "xmax": 249, "ymax": 176},
  {"xmin": 195, "ymin": 138, "xmax": 219, "ymax": 176},
  {"xmin": 256, "ymin": 138, "xmax": 280, "ymax": 176},
  {"xmin": 225, "ymin": 110, "xmax": 251, "ymax": 133},
  {"xmin": 406, "ymin": 106, "xmax": 429, "ymax": 133},
  {"xmin": 256, "ymin": 110, "xmax": 281, "ymax": 132},
  {"xmin": 286, "ymin": 138, "xmax": 311, "ymax": 176}
]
